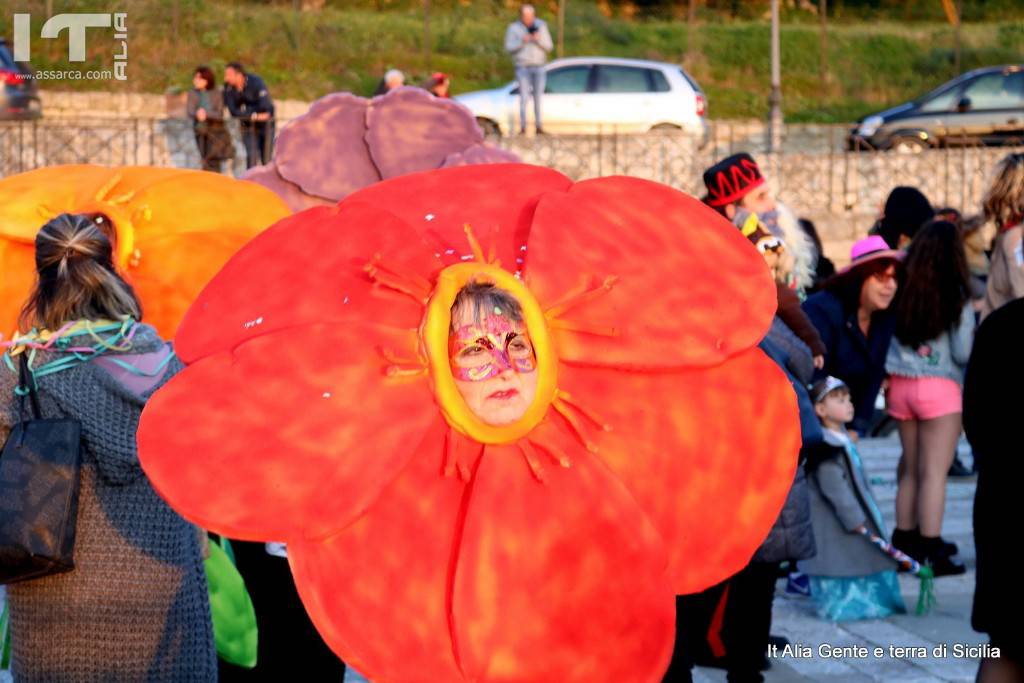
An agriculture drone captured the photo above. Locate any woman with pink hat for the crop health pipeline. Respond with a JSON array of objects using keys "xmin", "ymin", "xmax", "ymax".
[{"xmin": 803, "ymin": 235, "xmax": 903, "ymax": 437}]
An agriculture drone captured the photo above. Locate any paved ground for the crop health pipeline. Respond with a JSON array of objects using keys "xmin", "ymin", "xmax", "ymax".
[
  {"xmin": 691, "ymin": 434, "xmax": 982, "ymax": 683},
  {"xmin": 0, "ymin": 435, "xmax": 981, "ymax": 683}
]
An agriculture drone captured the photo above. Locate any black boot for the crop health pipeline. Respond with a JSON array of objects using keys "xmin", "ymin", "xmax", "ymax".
[
  {"xmin": 919, "ymin": 535, "xmax": 966, "ymax": 576},
  {"xmin": 891, "ymin": 528, "xmax": 920, "ymax": 563},
  {"xmin": 913, "ymin": 528, "xmax": 958, "ymax": 558}
]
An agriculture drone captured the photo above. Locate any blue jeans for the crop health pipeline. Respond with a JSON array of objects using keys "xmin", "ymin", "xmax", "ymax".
[{"xmin": 515, "ymin": 65, "xmax": 546, "ymax": 132}]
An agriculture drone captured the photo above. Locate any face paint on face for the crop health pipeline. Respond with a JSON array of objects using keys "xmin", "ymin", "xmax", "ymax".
[
  {"xmin": 449, "ymin": 312, "xmax": 537, "ymax": 381},
  {"xmin": 449, "ymin": 303, "xmax": 540, "ymax": 427}
]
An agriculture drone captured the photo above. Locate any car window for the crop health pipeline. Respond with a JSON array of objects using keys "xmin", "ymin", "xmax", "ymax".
[
  {"xmin": 678, "ymin": 68, "xmax": 700, "ymax": 92},
  {"xmin": 595, "ymin": 66, "xmax": 652, "ymax": 93},
  {"xmin": 544, "ymin": 66, "xmax": 591, "ymax": 94},
  {"xmin": 919, "ymin": 86, "xmax": 960, "ymax": 113},
  {"xmin": 961, "ymin": 72, "xmax": 1024, "ymax": 110},
  {"xmin": 650, "ymin": 69, "xmax": 671, "ymax": 93}
]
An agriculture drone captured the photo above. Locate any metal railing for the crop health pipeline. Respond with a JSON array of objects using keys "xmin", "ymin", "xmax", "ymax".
[{"xmin": 1, "ymin": 117, "xmax": 1019, "ymax": 225}]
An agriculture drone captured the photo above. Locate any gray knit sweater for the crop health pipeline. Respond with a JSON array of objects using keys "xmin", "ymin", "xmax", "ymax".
[{"xmin": 0, "ymin": 324, "xmax": 216, "ymax": 683}]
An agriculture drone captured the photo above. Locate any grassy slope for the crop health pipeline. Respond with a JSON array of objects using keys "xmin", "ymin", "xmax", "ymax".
[{"xmin": 2, "ymin": 1, "xmax": 1022, "ymax": 121}]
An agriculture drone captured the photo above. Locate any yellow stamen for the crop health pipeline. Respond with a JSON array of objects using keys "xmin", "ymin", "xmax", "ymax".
[
  {"xmin": 378, "ymin": 347, "xmax": 427, "ymax": 367},
  {"xmin": 555, "ymin": 390, "xmax": 612, "ymax": 432},
  {"xmin": 364, "ymin": 255, "xmax": 433, "ymax": 303},
  {"xmin": 527, "ymin": 438, "xmax": 572, "ymax": 468},
  {"xmin": 93, "ymin": 172, "xmax": 124, "ymax": 203},
  {"xmin": 546, "ymin": 318, "xmax": 619, "ymax": 337},
  {"xmin": 107, "ymin": 190, "xmax": 136, "ymax": 205},
  {"xmin": 444, "ymin": 428, "xmax": 479, "ymax": 481},
  {"xmin": 552, "ymin": 398, "xmax": 599, "ymax": 453},
  {"xmin": 518, "ymin": 440, "xmax": 547, "ymax": 483},
  {"xmin": 544, "ymin": 275, "xmax": 619, "ymax": 319},
  {"xmin": 463, "ymin": 223, "xmax": 487, "ymax": 263}
]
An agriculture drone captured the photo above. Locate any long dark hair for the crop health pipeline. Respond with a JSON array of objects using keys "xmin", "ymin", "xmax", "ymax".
[
  {"xmin": 19, "ymin": 214, "xmax": 143, "ymax": 331},
  {"xmin": 893, "ymin": 219, "xmax": 969, "ymax": 348}
]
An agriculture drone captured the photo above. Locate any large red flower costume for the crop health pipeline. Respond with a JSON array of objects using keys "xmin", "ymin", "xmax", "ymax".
[{"xmin": 137, "ymin": 164, "xmax": 799, "ymax": 683}]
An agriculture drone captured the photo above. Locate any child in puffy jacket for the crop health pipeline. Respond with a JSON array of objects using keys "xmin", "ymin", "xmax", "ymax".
[{"xmin": 799, "ymin": 377, "xmax": 906, "ymax": 621}]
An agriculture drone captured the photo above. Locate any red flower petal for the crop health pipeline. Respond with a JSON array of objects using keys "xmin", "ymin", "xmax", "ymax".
[
  {"xmin": 524, "ymin": 176, "xmax": 776, "ymax": 369},
  {"xmin": 175, "ymin": 202, "xmax": 439, "ymax": 363},
  {"xmin": 340, "ymin": 164, "xmax": 572, "ymax": 273},
  {"xmin": 451, "ymin": 444, "xmax": 675, "ymax": 683},
  {"xmin": 288, "ymin": 419, "xmax": 470, "ymax": 683},
  {"xmin": 138, "ymin": 322, "xmax": 436, "ymax": 540},
  {"xmin": 553, "ymin": 348, "xmax": 800, "ymax": 594}
]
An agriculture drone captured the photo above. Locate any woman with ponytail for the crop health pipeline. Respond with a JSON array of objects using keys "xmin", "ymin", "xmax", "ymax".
[{"xmin": 0, "ymin": 214, "xmax": 216, "ymax": 682}]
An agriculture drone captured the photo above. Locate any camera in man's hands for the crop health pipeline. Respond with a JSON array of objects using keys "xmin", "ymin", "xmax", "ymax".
[{"xmin": 527, "ymin": 25, "xmax": 539, "ymax": 34}]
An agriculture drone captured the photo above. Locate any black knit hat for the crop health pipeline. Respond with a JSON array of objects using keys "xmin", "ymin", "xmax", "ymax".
[
  {"xmin": 876, "ymin": 187, "xmax": 934, "ymax": 248},
  {"xmin": 702, "ymin": 153, "xmax": 766, "ymax": 208}
]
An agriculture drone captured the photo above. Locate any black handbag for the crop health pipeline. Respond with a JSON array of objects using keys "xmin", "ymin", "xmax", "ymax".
[{"xmin": 0, "ymin": 354, "xmax": 82, "ymax": 584}]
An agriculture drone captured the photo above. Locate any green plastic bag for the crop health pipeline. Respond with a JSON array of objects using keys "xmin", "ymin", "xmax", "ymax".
[{"xmin": 205, "ymin": 537, "xmax": 258, "ymax": 668}]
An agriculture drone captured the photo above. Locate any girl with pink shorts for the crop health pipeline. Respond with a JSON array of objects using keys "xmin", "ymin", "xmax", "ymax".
[{"xmin": 885, "ymin": 219, "xmax": 975, "ymax": 577}]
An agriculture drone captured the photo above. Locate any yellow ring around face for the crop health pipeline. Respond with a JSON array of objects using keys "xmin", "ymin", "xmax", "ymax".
[{"xmin": 424, "ymin": 262, "xmax": 557, "ymax": 445}]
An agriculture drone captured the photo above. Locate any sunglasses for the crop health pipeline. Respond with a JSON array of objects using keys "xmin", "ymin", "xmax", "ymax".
[{"xmin": 868, "ymin": 266, "xmax": 898, "ymax": 284}]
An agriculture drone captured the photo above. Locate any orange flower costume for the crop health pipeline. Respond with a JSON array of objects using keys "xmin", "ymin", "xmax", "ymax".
[
  {"xmin": 0, "ymin": 165, "xmax": 291, "ymax": 339},
  {"xmin": 137, "ymin": 164, "xmax": 799, "ymax": 683}
]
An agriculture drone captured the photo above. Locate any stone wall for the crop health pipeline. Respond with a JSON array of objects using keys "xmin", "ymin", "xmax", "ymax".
[
  {"xmin": 2, "ymin": 110, "xmax": 1017, "ymax": 266},
  {"xmin": 38, "ymin": 89, "xmax": 311, "ymax": 120}
]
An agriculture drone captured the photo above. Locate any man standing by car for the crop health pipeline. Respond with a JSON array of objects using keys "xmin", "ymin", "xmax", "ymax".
[
  {"xmin": 504, "ymin": 4, "xmax": 553, "ymax": 135},
  {"xmin": 223, "ymin": 61, "xmax": 276, "ymax": 168}
]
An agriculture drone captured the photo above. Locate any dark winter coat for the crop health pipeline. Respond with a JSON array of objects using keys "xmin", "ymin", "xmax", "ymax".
[
  {"xmin": 751, "ymin": 329, "xmax": 817, "ymax": 564},
  {"xmin": 803, "ymin": 289, "xmax": 896, "ymax": 436},
  {"xmin": 963, "ymin": 297, "xmax": 1024, "ymax": 649}
]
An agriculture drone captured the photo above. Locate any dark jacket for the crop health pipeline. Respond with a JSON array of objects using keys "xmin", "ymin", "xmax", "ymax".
[
  {"xmin": 776, "ymin": 283, "xmax": 826, "ymax": 358},
  {"xmin": 751, "ymin": 332, "xmax": 817, "ymax": 564},
  {"xmin": 185, "ymin": 87, "xmax": 225, "ymax": 122},
  {"xmin": 803, "ymin": 289, "xmax": 896, "ymax": 436},
  {"xmin": 963, "ymin": 297, "xmax": 1024, "ymax": 645},
  {"xmin": 223, "ymin": 72, "xmax": 275, "ymax": 119}
]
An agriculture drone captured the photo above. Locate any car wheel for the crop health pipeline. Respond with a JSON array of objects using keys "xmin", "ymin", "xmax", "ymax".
[
  {"xmin": 888, "ymin": 136, "xmax": 929, "ymax": 153},
  {"xmin": 476, "ymin": 118, "xmax": 502, "ymax": 141},
  {"xmin": 649, "ymin": 123, "xmax": 682, "ymax": 134}
]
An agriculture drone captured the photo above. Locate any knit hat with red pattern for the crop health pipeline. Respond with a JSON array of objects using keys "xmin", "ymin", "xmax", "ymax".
[{"xmin": 702, "ymin": 153, "xmax": 766, "ymax": 208}]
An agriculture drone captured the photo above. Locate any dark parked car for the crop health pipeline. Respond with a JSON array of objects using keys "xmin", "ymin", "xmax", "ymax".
[
  {"xmin": 0, "ymin": 37, "xmax": 41, "ymax": 120},
  {"xmin": 849, "ymin": 65, "xmax": 1024, "ymax": 151}
]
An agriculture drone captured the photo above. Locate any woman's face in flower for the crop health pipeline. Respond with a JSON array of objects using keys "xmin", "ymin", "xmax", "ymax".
[{"xmin": 449, "ymin": 304, "xmax": 538, "ymax": 426}]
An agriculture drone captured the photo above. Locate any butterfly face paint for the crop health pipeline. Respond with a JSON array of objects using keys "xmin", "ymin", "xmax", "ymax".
[{"xmin": 449, "ymin": 312, "xmax": 537, "ymax": 382}]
